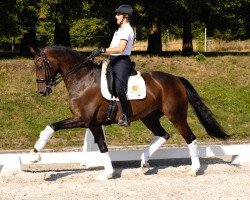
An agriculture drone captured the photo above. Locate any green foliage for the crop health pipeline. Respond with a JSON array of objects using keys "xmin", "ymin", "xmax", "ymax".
[
  {"xmin": 208, "ymin": 0, "xmax": 249, "ymax": 40},
  {"xmin": 161, "ymin": 25, "xmax": 183, "ymax": 42},
  {"xmin": 15, "ymin": 0, "xmax": 39, "ymax": 32},
  {"xmin": 0, "ymin": 0, "xmax": 250, "ymax": 50},
  {"xmin": 0, "ymin": 0, "xmax": 20, "ymax": 37},
  {"xmin": 192, "ymin": 21, "xmax": 206, "ymax": 40},
  {"xmin": 195, "ymin": 52, "xmax": 206, "ymax": 61},
  {"xmin": 192, "ymin": 21, "xmax": 206, "ymax": 51},
  {"xmin": 70, "ymin": 18, "xmax": 110, "ymax": 47},
  {"xmin": 36, "ymin": 21, "xmax": 55, "ymax": 46}
]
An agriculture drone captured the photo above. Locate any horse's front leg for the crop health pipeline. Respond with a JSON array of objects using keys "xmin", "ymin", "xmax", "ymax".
[
  {"xmin": 89, "ymin": 126, "xmax": 114, "ymax": 181},
  {"xmin": 29, "ymin": 116, "xmax": 84, "ymax": 162}
]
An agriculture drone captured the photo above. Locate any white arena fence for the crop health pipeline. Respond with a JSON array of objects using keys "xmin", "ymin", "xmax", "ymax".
[{"xmin": 0, "ymin": 127, "xmax": 250, "ymax": 174}]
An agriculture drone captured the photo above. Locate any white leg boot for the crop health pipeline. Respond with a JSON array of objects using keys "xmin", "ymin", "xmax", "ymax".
[
  {"xmin": 29, "ymin": 126, "xmax": 54, "ymax": 163},
  {"xmin": 140, "ymin": 136, "xmax": 166, "ymax": 168},
  {"xmin": 96, "ymin": 152, "xmax": 114, "ymax": 181},
  {"xmin": 188, "ymin": 140, "xmax": 201, "ymax": 176}
]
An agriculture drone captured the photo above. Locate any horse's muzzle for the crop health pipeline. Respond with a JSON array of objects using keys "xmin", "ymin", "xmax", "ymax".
[{"xmin": 38, "ymin": 87, "xmax": 52, "ymax": 96}]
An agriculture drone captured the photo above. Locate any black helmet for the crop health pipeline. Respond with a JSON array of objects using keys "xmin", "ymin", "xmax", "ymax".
[{"xmin": 114, "ymin": 5, "xmax": 133, "ymax": 17}]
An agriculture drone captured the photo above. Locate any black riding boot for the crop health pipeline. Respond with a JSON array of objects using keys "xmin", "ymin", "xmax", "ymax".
[{"xmin": 117, "ymin": 87, "xmax": 130, "ymax": 127}]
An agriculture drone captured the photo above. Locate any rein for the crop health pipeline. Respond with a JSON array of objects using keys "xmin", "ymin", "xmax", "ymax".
[{"xmin": 36, "ymin": 50, "xmax": 95, "ymax": 89}]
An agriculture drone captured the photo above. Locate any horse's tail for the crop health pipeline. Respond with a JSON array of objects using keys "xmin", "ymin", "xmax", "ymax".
[{"xmin": 179, "ymin": 77, "xmax": 230, "ymax": 139}]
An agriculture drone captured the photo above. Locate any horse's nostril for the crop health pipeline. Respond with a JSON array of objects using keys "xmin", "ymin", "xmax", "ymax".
[{"xmin": 38, "ymin": 91, "xmax": 45, "ymax": 96}]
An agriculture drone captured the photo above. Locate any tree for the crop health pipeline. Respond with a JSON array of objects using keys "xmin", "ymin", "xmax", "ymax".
[
  {"xmin": 208, "ymin": 0, "xmax": 249, "ymax": 40},
  {"xmin": 134, "ymin": 0, "xmax": 185, "ymax": 54},
  {"xmin": 0, "ymin": 0, "xmax": 39, "ymax": 55},
  {"xmin": 53, "ymin": 2, "xmax": 70, "ymax": 46},
  {"xmin": 39, "ymin": 0, "xmax": 84, "ymax": 47},
  {"xmin": 134, "ymin": 0, "xmax": 165, "ymax": 54},
  {"xmin": 0, "ymin": 0, "xmax": 20, "ymax": 38},
  {"xmin": 16, "ymin": 0, "xmax": 39, "ymax": 56},
  {"xmin": 182, "ymin": 0, "xmax": 193, "ymax": 56},
  {"xmin": 147, "ymin": 17, "xmax": 162, "ymax": 54}
]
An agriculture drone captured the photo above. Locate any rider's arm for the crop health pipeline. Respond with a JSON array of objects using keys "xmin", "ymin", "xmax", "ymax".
[{"xmin": 105, "ymin": 39, "xmax": 127, "ymax": 54}]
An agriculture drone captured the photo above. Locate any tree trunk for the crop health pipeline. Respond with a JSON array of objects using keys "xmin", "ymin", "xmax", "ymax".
[
  {"xmin": 147, "ymin": 18, "xmax": 162, "ymax": 54},
  {"xmin": 54, "ymin": 21, "xmax": 70, "ymax": 46},
  {"xmin": 182, "ymin": 11, "xmax": 193, "ymax": 56},
  {"xmin": 54, "ymin": 4, "xmax": 70, "ymax": 46},
  {"xmin": 20, "ymin": 25, "xmax": 37, "ymax": 57}
]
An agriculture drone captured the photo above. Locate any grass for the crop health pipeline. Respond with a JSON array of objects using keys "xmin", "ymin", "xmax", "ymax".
[
  {"xmin": 0, "ymin": 53, "xmax": 249, "ymax": 150},
  {"xmin": 133, "ymin": 39, "xmax": 250, "ymax": 52}
]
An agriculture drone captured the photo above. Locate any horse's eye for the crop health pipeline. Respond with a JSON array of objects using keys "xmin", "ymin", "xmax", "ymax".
[{"xmin": 36, "ymin": 66, "xmax": 43, "ymax": 71}]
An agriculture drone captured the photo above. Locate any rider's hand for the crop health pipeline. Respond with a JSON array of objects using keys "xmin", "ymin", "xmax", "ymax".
[{"xmin": 92, "ymin": 47, "xmax": 106, "ymax": 57}]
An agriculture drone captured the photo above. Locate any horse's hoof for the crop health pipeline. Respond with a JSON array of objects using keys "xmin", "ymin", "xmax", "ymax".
[
  {"xmin": 141, "ymin": 162, "xmax": 150, "ymax": 168},
  {"xmin": 141, "ymin": 160, "xmax": 150, "ymax": 168},
  {"xmin": 29, "ymin": 150, "xmax": 41, "ymax": 163},
  {"xmin": 96, "ymin": 172, "xmax": 113, "ymax": 181},
  {"xmin": 188, "ymin": 169, "xmax": 197, "ymax": 177},
  {"xmin": 141, "ymin": 160, "xmax": 150, "ymax": 174}
]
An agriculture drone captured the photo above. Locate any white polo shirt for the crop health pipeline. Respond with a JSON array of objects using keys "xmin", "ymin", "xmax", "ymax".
[{"xmin": 110, "ymin": 23, "xmax": 134, "ymax": 56}]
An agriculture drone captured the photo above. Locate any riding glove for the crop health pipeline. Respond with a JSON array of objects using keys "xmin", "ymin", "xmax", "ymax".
[{"xmin": 92, "ymin": 47, "xmax": 106, "ymax": 57}]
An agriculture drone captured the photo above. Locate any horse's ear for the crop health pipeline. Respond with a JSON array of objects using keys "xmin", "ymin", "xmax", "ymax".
[{"xmin": 29, "ymin": 45, "xmax": 39, "ymax": 56}]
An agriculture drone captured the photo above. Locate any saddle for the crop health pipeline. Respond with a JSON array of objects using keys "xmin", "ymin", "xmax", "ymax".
[
  {"xmin": 101, "ymin": 60, "xmax": 146, "ymax": 123},
  {"xmin": 101, "ymin": 61, "xmax": 146, "ymax": 101},
  {"xmin": 106, "ymin": 61, "xmax": 137, "ymax": 97}
]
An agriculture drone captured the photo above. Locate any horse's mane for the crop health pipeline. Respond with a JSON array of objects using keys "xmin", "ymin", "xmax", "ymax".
[{"xmin": 44, "ymin": 45, "xmax": 84, "ymax": 60}]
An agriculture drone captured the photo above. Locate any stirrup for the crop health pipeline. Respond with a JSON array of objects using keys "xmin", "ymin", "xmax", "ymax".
[{"xmin": 118, "ymin": 114, "xmax": 130, "ymax": 127}]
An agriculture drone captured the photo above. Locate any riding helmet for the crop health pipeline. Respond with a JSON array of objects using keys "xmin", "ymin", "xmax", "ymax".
[{"xmin": 114, "ymin": 5, "xmax": 133, "ymax": 17}]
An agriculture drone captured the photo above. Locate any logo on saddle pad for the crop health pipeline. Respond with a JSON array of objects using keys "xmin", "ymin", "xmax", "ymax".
[{"xmin": 101, "ymin": 61, "xmax": 146, "ymax": 101}]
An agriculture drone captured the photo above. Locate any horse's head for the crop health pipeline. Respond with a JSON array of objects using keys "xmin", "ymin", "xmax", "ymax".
[{"xmin": 30, "ymin": 46, "xmax": 60, "ymax": 96}]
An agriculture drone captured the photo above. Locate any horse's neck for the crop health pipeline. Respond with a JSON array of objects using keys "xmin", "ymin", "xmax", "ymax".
[{"xmin": 62, "ymin": 62, "xmax": 100, "ymax": 92}]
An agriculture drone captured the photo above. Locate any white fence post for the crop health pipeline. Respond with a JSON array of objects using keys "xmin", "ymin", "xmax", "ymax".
[
  {"xmin": 80, "ymin": 126, "xmax": 107, "ymax": 168},
  {"xmin": 204, "ymin": 28, "xmax": 207, "ymax": 52}
]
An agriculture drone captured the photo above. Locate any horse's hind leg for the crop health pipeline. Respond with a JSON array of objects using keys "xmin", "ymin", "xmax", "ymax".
[
  {"xmin": 140, "ymin": 110, "xmax": 170, "ymax": 168},
  {"xmin": 161, "ymin": 84, "xmax": 201, "ymax": 176},
  {"xmin": 174, "ymin": 120, "xmax": 200, "ymax": 176},
  {"xmin": 89, "ymin": 126, "xmax": 114, "ymax": 180},
  {"xmin": 167, "ymin": 108, "xmax": 201, "ymax": 176}
]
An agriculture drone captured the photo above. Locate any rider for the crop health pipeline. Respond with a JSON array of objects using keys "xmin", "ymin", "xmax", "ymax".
[{"xmin": 93, "ymin": 5, "xmax": 134, "ymax": 127}]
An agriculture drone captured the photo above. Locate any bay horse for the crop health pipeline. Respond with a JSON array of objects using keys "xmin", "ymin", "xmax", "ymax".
[{"xmin": 29, "ymin": 46, "xmax": 229, "ymax": 180}]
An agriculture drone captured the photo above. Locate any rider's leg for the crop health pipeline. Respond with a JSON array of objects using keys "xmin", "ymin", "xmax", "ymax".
[
  {"xmin": 112, "ymin": 57, "xmax": 132, "ymax": 127},
  {"xmin": 117, "ymin": 87, "xmax": 130, "ymax": 127}
]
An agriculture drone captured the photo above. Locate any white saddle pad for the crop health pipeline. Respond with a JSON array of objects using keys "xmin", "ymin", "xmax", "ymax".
[{"xmin": 101, "ymin": 61, "xmax": 146, "ymax": 101}]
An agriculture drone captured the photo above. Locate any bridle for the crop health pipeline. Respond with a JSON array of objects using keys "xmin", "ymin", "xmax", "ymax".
[
  {"xmin": 35, "ymin": 49, "xmax": 95, "ymax": 94},
  {"xmin": 35, "ymin": 51, "xmax": 58, "ymax": 92}
]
